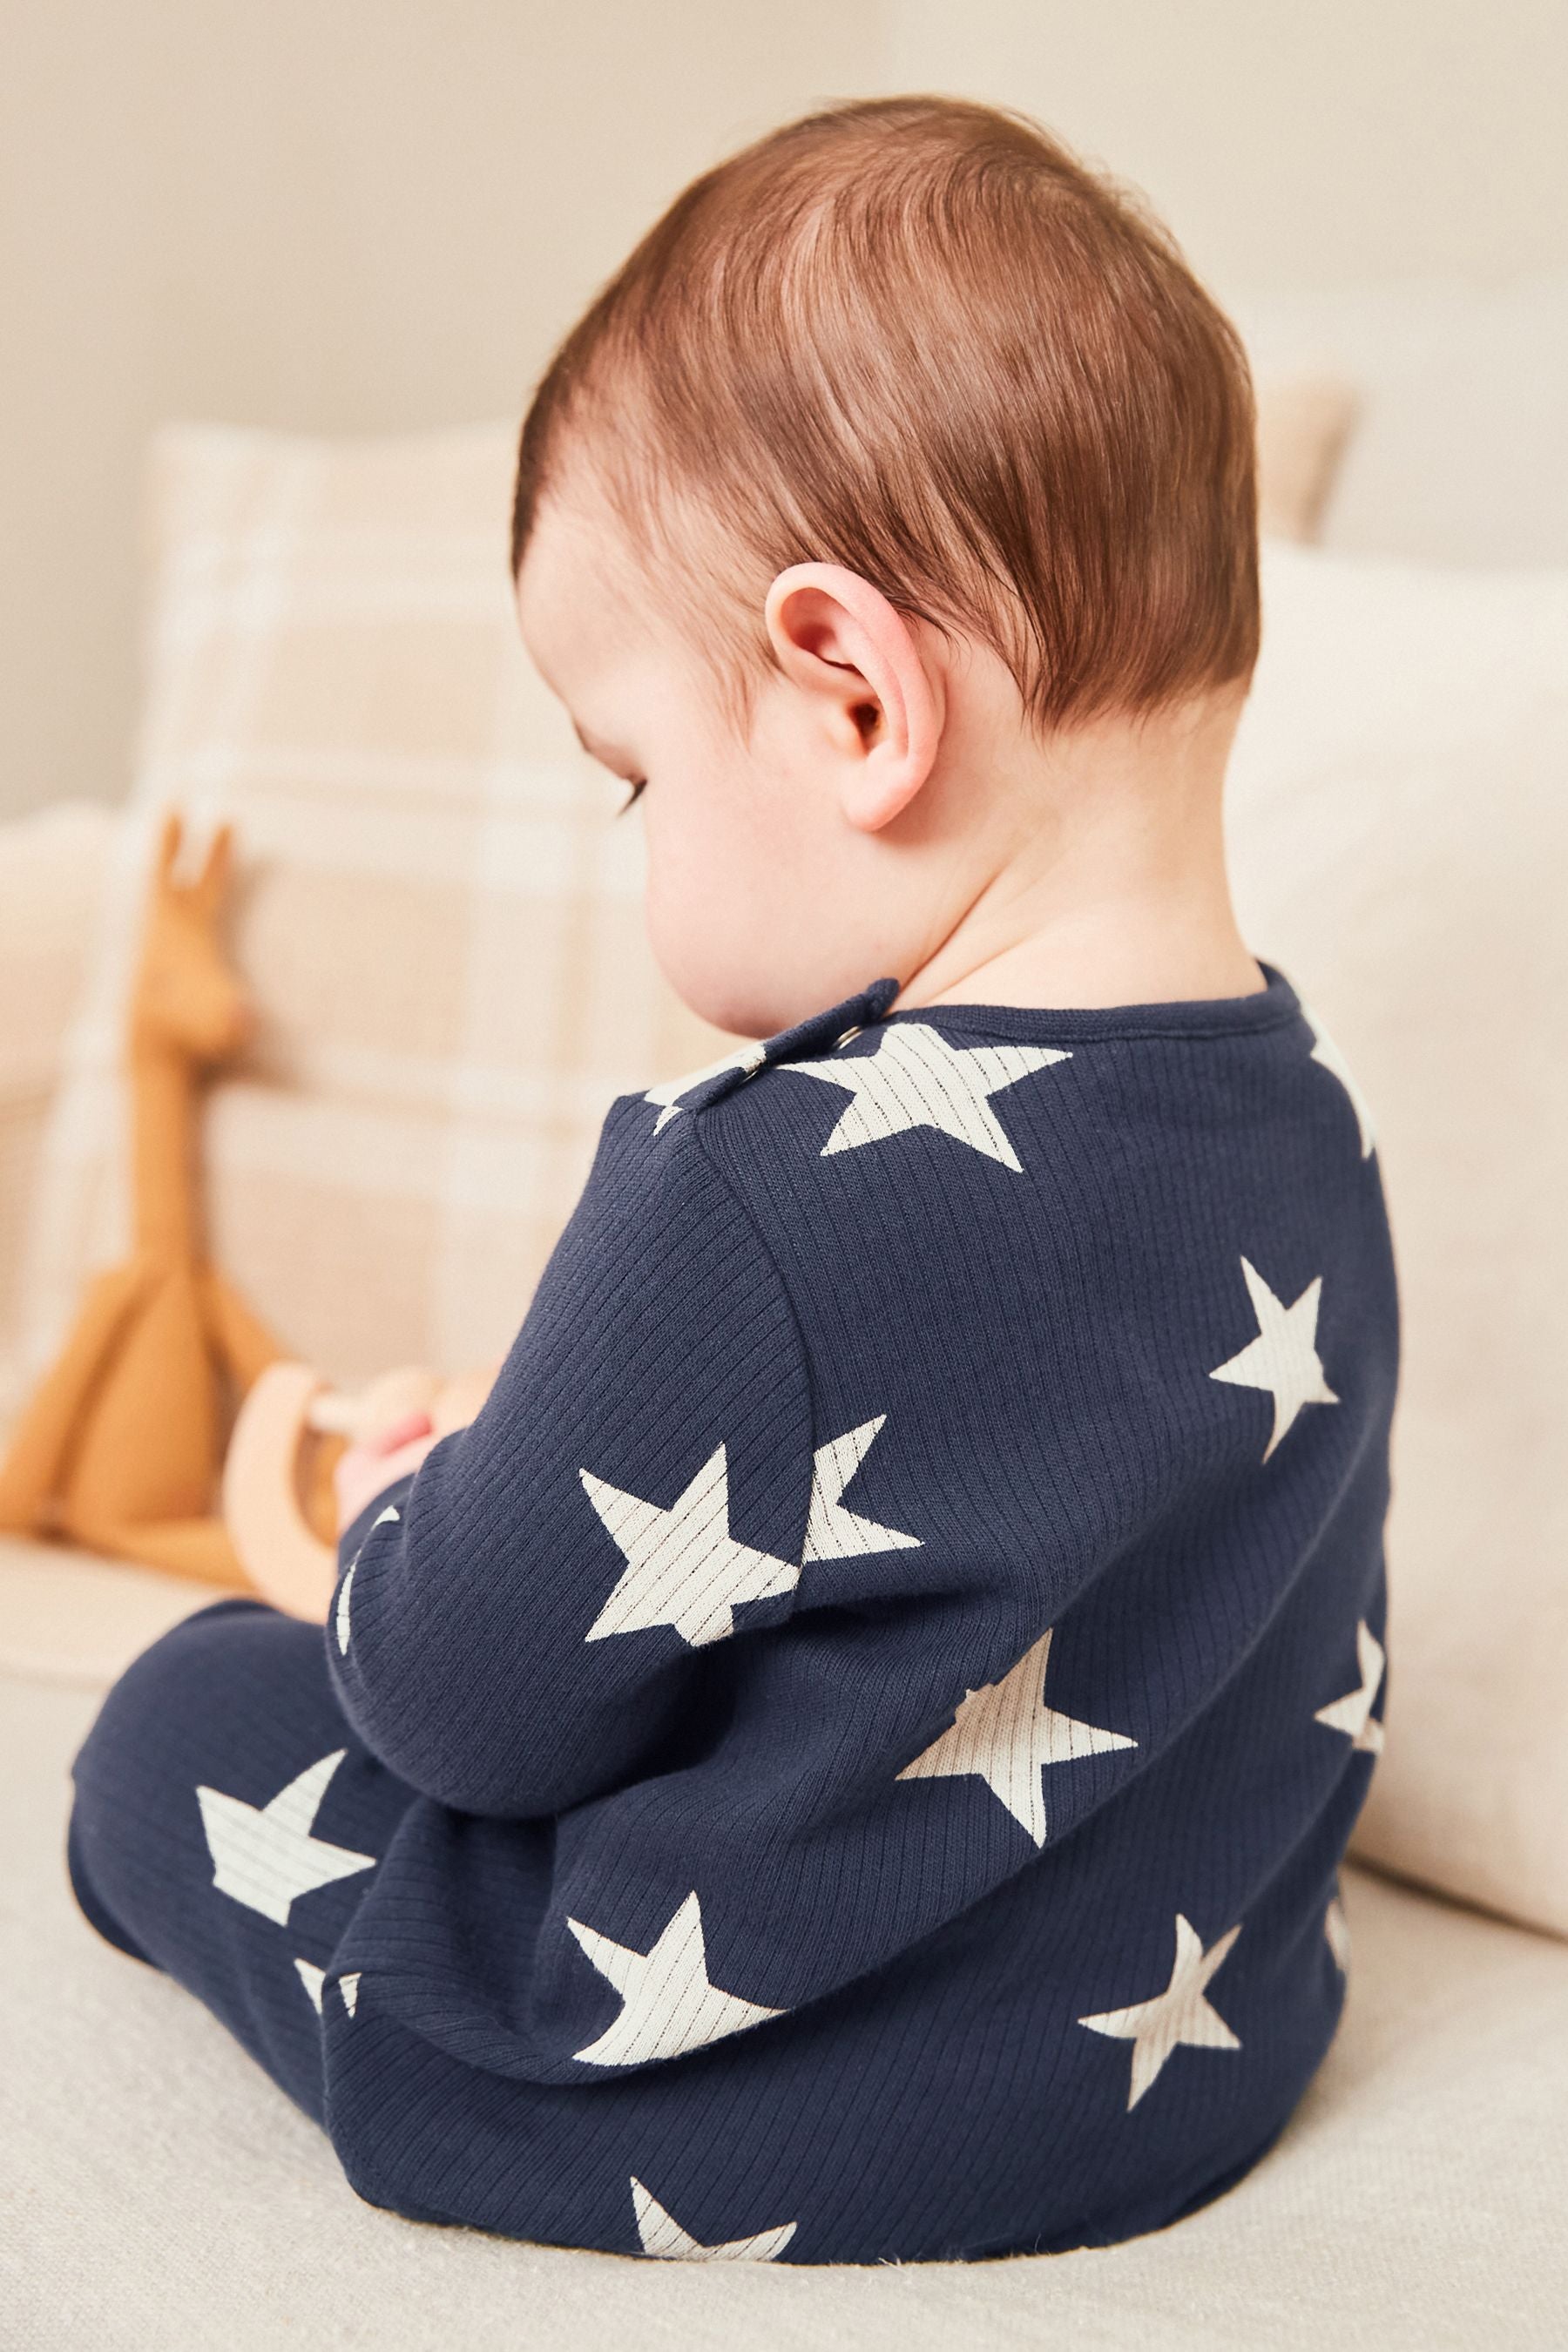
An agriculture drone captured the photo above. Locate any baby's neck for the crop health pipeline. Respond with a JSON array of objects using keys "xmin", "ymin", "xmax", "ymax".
[{"xmin": 894, "ymin": 689, "xmax": 1264, "ymax": 1015}]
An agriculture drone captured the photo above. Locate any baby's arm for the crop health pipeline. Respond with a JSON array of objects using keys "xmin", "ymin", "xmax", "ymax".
[
  {"xmin": 334, "ymin": 1409, "xmax": 439, "ymax": 1535},
  {"xmin": 322, "ymin": 1099, "xmax": 814, "ymax": 1819}
]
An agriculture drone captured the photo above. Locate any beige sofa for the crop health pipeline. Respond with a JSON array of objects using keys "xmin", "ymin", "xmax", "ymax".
[{"xmin": 4, "ymin": 294, "xmax": 1567, "ymax": 2341}]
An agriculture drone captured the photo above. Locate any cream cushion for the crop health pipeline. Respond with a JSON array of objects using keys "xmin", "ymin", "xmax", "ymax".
[
  {"xmin": 1233, "ymin": 267, "xmax": 1568, "ymax": 566},
  {"xmin": 0, "ymin": 804, "xmax": 114, "ymax": 1426},
  {"xmin": 9, "ymin": 425, "xmax": 733, "ymax": 1400},
  {"xmin": 1227, "ymin": 544, "xmax": 1568, "ymax": 1940},
  {"xmin": 1254, "ymin": 372, "xmax": 1358, "ymax": 545}
]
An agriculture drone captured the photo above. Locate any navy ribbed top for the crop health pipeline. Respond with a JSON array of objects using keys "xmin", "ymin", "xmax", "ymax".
[{"xmin": 320, "ymin": 964, "xmax": 1396, "ymax": 2261}]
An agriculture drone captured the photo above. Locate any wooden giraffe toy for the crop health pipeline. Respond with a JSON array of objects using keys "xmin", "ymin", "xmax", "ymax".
[{"xmin": 0, "ymin": 813, "xmax": 281, "ymax": 1584}]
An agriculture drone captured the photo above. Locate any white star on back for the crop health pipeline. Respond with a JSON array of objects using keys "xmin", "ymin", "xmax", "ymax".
[
  {"xmin": 1303, "ymin": 1004, "xmax": 1375, "ymax": 1157},
  {"xmin": 1209, "ymin": 1256, "xmax": 1339, "ymax": 1461},
  {"xmin": 782, "ymin": 1023, "xmax": 1071, "ymax": 1171},
  {"xmin": 1078, "ymin": 1913, "xmax": 1244, "ymax": 2109},
  {"xmin": 803, "ymin": 1416, "xmax": 921, "ymax": 1561},
  {"xmin": 580, "ymin": 1443, "xmax": 798, "ymax": 1646},
  {"xmin": 896, "ymin": 1626, "xmax": 1138, "ymax": 1848},
  {"xmin": 195, "ymin": 1749, "xmax": 376, "ymax": 1927},
  {"xmin": 630, "ymin": 2177, "xmax": 797, "ymax": 2261},
  {"xmin": 567, "ymin": 1891, "xmax": 781, "ymax": 2067},
  {"xmin": 1314, "ymin": 1619, "xmax": 1386, "ymax": 1753}
]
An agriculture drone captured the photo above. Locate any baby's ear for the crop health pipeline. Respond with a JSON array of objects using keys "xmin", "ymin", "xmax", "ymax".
[
  {"xmin": 766, "ymin": 566, "xmax": 874, "ymax": 681},
  {"xmin": 765, "ymin": 563, "xmax": 941, "ymax": 831}
]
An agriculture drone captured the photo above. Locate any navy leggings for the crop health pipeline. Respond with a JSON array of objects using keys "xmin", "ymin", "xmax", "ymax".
[{"xmin": 67, "ymin": 1598, "xmax": 420, "ymax": 2128}]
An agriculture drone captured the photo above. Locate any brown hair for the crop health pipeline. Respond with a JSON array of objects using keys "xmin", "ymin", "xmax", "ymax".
[{"xmin": 512, "ymin": 96, "xmax": 1259, "ymax": 733}]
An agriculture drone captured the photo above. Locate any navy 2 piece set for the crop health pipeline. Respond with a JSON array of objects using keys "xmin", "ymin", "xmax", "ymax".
[{"xmin": 69, "ymin": 965, "xmax": 1395, "ymax": 2261}]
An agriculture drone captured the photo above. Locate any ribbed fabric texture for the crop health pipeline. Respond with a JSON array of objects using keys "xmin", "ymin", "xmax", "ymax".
[{"xmin": 69, "ymin": 965, "xmax": 1397, "ymax": 2264}]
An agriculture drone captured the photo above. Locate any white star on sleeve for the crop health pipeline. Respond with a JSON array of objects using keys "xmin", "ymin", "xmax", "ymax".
[
  {"xmin": 802, "ymin": 1416, "xmax": 921, "ymax": 1561},
  {"xmin": 336, "ymin": 1503, "xmax": 400, "ymax": 1655},
  {"xmin": 1078, "ymin": 1912, "xmax": 1244, "ymax": 2109},
  {"xmin": 781, "ymin": 1023, "xmax": 1071, "ymax": 1171},
  {"xmin": 338, "ymin": 1970, "xmax": 362, "ymax": 2016},
  {"xmin": 896, "ymin": 1626, "xmax": 1137, "ymax": 1848},
  {"xmin": 294, "ymin": 1957, "xmax": 326, "ymax": 2012},
  {"xmin": 1302, "ymin": 1004, "xmax": 1375, "ymax": 1157},
  {"xmin": 195, "ymin": 1749, "xmax": 376, "ymax": 1927},
  {"xmin": 567, "ymin": 1891, "xmax": 782, "ymax": 2067},
  {"xmin": 1313, "ymin": 1619, "xmax": 1386, "ymax": 1754},
  {"xmin": 630, "ymin": 2177, "xmax": 797, "ymax": 2261},
  {"xmin": 579, "ymin": 1443, "xmax": 799, "ymax": 1647},
  {"xmin": 1208, "ymin": 1256, "xmax": 1339, "ymax": 1461}
]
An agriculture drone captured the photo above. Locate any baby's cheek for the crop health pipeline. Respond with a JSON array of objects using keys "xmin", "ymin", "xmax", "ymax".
[
  {"xmin": 641, "ymin": 798, "xmax": 747, "ymax": 973},
  {"xmin": 640, "ymin": 760, "xmax": 833, "ymax": 1032}
]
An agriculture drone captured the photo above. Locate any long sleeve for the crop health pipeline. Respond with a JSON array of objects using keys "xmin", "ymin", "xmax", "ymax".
[{"xmin": 323, "ymin": 1093, "xmax": 815, "ymax": 1817}]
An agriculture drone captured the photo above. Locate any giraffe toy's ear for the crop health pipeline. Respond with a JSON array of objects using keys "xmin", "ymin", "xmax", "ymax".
[
  {"xmin": 193, "ymin": 821, "xmax": 235, "ymax": 914},
  {"xmin": 155, "ymin": 809, "xmax": 185, "ymax": 884}
]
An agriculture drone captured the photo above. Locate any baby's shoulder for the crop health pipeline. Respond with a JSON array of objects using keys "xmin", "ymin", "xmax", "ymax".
[
  {"xmin": 580, "ymin": 968, "xmax": 1392, "ymax": 1462},
  {"xmin": 601, "ymin": 974, "xmax": 898, "ymax": 1173},
  {"xmin": 581, "ymin": 975, "xmax": 900, "ymax": 1235},
  {"xmin": 596, "ymin": 963, "xmax": 1353, "ymax": 1283},
  {"xmin": 612, "ymin": 973, "xmax": 1096, "ymax": 1265}
]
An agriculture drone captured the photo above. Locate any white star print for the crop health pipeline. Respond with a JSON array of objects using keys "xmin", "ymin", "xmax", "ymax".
[
  {"xmin": 802, "ymin": 1416, "xmax": 921, "ymax": 1562},
  {"xmin": 1324, "ymin": 1895, "xmax": 1352, "ymax": 1972},
  {"xmin": 195, "ymin": 1749, "xmax": 376, "ymax": 1927},
  {"xmin": 1078, "ymin": 1912, "xmax": 1244, "ymax": 2109},
  {"xmin": 1313, "ymin": 1620, "xmax": 1386, "ymax": 1754},
  {"xmin": 335, "ymin": 1503, "xmax": 400, "ymax": 1655},
  {"xmin": 782, "ymin": 1023, "xmax": 1071, "ymax": 1172},
  {"xmin": 567, "ymin": 1890, "xmax": 782, "ymax": 2067},
  {"xmin": 1303, "ymin": 1004, "xmax": 1375, "ymax": 1157},
  {"xmin": 644, "ymin": 1044, "xmax": 767, "ymax": 1133},
  {"xmin": 294, "ymin": 1958, "xmax": 326, "ymax": 2012},
  {"xmin": 631, "ymin": 2177, "xmax": 797, "ymax": 2262},
  {"xmin": 896, "ymin": 1626, "xmax": 1138, "ymax": 1847},
  {"xmin": 579, "ymin": 1443, "xmax": 798, "ymax": 1646},
  {"xmin": 1208, "ymin": 1256, "xmax": 1339, "ymax": 1461},
  {"xmin": 339, "ymin": 1971, "xmax": 362, "ymax": 2017}
]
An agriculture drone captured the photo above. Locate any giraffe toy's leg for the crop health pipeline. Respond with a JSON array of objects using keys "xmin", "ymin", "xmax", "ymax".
[
  {"xmin": 0, "ymin": 1263, "xmax": 153, "ymax": 1534},
  {"xmin": 199, "ymin": 1265, "xmax": 281, "ymax": 1393},
  {"xmin": 71, "ymin": 1512, "xmax": 252, "ymax": 1588}
]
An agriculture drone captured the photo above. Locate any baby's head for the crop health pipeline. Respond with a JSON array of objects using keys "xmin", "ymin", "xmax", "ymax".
[{"xmin": 512, "ymin": 98, "xmax": 1260, "ymax": 1037}]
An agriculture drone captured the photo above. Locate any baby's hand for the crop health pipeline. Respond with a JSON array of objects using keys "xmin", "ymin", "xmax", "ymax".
[{"xmin": 334, "ymin": 1409, "xmax": 438, "ymax": 1537}]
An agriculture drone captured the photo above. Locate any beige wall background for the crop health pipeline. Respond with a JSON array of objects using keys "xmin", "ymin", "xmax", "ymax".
[
  {"xmin": 889, "ymin": 0, "xmax": 1568, "ymax": 291},
  {"xmin": 3, "ymin": 0, "xmax": 1565, "ymax": 822}
]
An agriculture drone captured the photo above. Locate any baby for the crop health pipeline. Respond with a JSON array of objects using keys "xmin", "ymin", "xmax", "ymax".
[{"xmin": 68, "ymin": 97, "xmax": 1396, "ymax": 2264}]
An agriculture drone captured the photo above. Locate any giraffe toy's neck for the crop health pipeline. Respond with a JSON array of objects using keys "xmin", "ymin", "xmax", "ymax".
[{"xmin": 129, "ymin": 1041, "xmax": 202, "ymax": 1262}]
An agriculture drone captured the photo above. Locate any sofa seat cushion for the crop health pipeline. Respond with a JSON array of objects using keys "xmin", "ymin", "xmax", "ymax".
[{"xmin": 0, "ymin": 1535, "xmax": 221, "ymax": 1686}]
